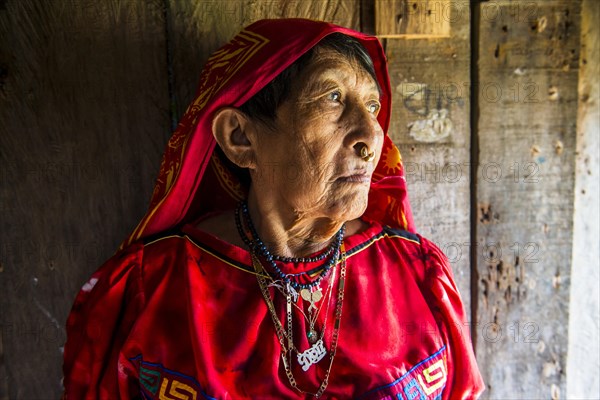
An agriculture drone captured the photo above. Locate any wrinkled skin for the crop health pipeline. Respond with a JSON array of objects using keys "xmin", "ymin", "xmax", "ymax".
[{"xmin": 203, "ymin": 48, "xmax": 384, "ymax": 257}]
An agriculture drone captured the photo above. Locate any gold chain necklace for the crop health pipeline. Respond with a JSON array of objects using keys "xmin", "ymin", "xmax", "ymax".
[
  {"xmin": 251, "ymin": 244, "xmax": 347, "ymax": 398},
  {"xmin": 270, "ymin": 261, "xmax": 336, "ymax": 345},
  {"xmin": 294, "ymin": 274, "xmax": 335, "ymax": 345},
  {"xmin": 256, "ymin": 259, "xmax": 335, "ymax": 372}
]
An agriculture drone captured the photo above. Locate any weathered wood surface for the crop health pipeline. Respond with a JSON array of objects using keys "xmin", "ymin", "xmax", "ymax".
[
  {"xmin": 375, "ymin": 0, "xmax": 451, "ymax": 38},
  {"xmin": 0, "ymin": 0, "xmax": 170, "ymax": 398},
  {"xmin": 567, "ymin": 0, "xmax": 600, "ymax": 397},
  {"xmin": 475, "ymin": 1, "xmax": 581, "ymax": 398},
  {"xmin": 385, "ymin": 1, "xmax": 472, "ymax": 312}
]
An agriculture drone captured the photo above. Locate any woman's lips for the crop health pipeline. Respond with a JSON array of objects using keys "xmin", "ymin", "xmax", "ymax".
[{"xmin": 337, "ymin": 171, "xmax": 371, "ymax": 183}]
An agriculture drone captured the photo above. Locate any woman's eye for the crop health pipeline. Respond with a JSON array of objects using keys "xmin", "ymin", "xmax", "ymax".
[
  {"xmin": 367, "ymin": 101, "xmax": 381, "ymax": 115},
  {"xmin": 328, "ymin": 90, "xmax": 342, "ymax": 102}
]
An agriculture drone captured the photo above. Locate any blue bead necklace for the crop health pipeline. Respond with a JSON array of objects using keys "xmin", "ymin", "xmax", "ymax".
[{"xmin": 235, "ymin": 201, "xmax": 345, "ymax": 290}]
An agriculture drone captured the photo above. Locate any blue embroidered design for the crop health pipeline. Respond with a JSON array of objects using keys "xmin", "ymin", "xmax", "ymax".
[{"xmin": 403, "ymin": 379, "xmax": 427, "ymax": 399}]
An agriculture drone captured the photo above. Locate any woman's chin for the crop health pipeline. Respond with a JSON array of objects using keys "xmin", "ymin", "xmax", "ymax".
[{"xmin": 326, "ymin": 192, "xmax": 369, "ymax": 223}]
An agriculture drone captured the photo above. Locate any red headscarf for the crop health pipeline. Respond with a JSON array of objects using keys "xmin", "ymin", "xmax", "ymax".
[{"xmin": 123, "ymin": 18, "xmax": 414, "ymax": 248}]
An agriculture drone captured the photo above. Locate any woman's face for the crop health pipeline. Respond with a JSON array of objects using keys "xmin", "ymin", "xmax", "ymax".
[{"xmin": 249, "ymin": 48, "xmax": 384, "ymax": 223}]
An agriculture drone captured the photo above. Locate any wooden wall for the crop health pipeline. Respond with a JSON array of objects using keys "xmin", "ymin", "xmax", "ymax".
[
  {"xmin": 475, "ymin": 1, "xmax": 581, "ymax": 398},
  {"xmin": 567, "ymin": 0, "xmax": 600, "ymax": 396},
  {"xmin": 0, "ymin": 1, "xmax": 596, "ymax": 399},
  {"xmin": 384, "ymin": 0, "xmax": 472, "ymax": 314},
  {"xmin": 0, "ymin": 1, "xmax": 170, "ymax": 397}
]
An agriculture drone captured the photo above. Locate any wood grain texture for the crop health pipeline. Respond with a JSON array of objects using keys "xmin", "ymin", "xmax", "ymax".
[
  {"xmin": 167, "ymin": 0, "xmax": 359, "ymax": 122},
  {"xmin": 567, "ymin": 0, "xmax": 600, "ymax": 397},
  {"xmin": 375, "ymin": 0, "xmax": 451, "ymax": 38},
  {"xmin": 475, "ymin": 1, "xmax": 581, "ymax": 398},
  {"xmin": 0, "ymin": 0, "xmax": 169, "ymax": 397},
  {"xmin": 385, "ymin": 1, "xmax": 472, "ymax": 312}
]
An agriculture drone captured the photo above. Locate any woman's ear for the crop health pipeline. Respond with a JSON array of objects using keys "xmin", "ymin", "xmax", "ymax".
[{"xmin": 212, "ymin": 108, "xmax": 256, "ymax": 169}]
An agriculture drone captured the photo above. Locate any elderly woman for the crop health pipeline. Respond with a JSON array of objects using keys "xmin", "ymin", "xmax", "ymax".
[{"xmin": 63, "ymin": 19, "xmax": 484, "ymax": 399}]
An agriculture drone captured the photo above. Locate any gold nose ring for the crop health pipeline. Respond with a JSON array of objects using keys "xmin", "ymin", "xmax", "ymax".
[{"xmin": 360, "ymin": 144, "xmax": 375, "ymax": 162}]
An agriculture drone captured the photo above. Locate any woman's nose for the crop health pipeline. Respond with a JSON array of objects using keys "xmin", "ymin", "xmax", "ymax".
[{"xmin": 343, "ymin": 97, "xmax": 382, "ymax": 155}]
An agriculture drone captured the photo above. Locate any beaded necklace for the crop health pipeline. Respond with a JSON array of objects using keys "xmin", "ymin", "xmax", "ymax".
[{"xmin": 235, "ymin": 201, "xmax": 345, "ymax": 290}]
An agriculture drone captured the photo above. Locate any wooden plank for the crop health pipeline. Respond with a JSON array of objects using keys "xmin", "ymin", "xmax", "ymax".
[
  {"xmin": 566, "ymin": 0, "xmax": 600, "ymax": 397},
  {"xmin": 0, "ymin": 0, "xmax": 169, "ymax": 397},
  {"xmin": 385, "ymin": 0, "xmax": 472, "ymax": 311},
  {"xmin": 168, "ymin": 0, "xmax": 359, "ymax": 122},
  {"xmin": 475, "ymin": 1, "xmax": 581, "ymax": 398},
  {"xmin": 375, "ymin": 0, "xmax": 452, "ymax": 38}
]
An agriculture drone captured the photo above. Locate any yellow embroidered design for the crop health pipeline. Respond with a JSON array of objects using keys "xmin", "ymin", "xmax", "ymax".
[
  {"xmin": 159, "ymin": 378, "xmax": 198, "ymax": 400},
  {"xmin": 188, "ymin": 30, "xmax": 269, "ymax": 115},
  {"xmin": 417, "ymin": 359, "xmax": 447, "ymax": 395}
]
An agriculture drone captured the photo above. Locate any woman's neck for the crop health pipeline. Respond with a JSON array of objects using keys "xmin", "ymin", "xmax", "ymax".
[{"xmin": 246, "ymin": 191, "xmax": 345, "ymax": 258}]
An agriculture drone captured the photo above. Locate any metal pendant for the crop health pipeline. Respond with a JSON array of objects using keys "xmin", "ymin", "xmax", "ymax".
[
  {"xmin": 300, "ymin": 288, "xmax": 323, "ymax": 312},
  {"xmin": 297, "ymin": 339, "xmax": 327, "ymax": 371},
  {"xmin": 307, "ymin": 329, "xmax": 318, "ymax": 344}
]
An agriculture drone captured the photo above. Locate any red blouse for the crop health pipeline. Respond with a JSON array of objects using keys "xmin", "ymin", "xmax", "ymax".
[{"xmin": 63, "ymin": 221, "xmax": 484, "ymax": 399}]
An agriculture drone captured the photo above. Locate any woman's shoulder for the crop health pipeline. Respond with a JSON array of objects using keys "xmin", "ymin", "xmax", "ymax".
[
  {"xmin": 377, "ymin": 224, "xmax": 448, "ymax": 264},
  {"xmin": 78, "ymin": 231, "xmax": 202, "ymax": 296},
  {"xmin": 346, "ymin": 220, "xmax": 426, "ymax": 254},
  {"xmin": 350, "ymin": 221, "xmax": 452, "ymax": 282}
]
